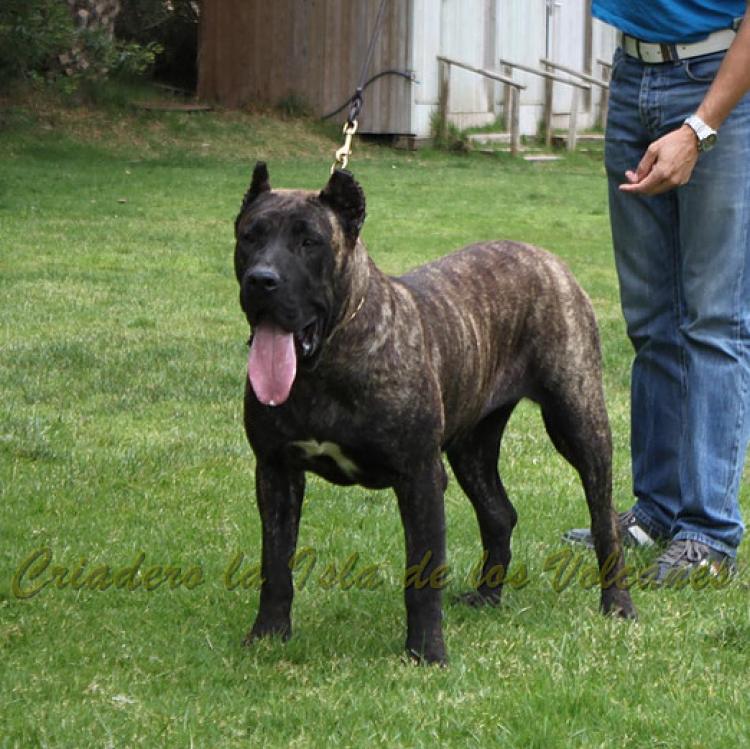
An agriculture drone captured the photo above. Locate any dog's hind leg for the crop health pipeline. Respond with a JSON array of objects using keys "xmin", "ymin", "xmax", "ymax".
[
  {"xmin": 447, "ymin": 402, "xmax": 519, "ymax": 607},
  {"xmin": 539, "ymin": 383, "xmax": 637, "ymax": 619}
]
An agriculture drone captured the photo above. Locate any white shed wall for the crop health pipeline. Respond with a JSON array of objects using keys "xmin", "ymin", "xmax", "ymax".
[
  {"xmin": 496, "ymin": 0, "xmax": 548, "ymax": 134},
  {"xmin": 409, "ymin": 0, "xmax": 618, "ymax": 139}
]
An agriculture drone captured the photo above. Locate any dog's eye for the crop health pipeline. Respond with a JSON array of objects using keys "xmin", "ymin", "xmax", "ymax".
[
  {"xmin": 301, "ymin": 237, "xmax": 320, "ymax": 249},
  {"xmin": 243, "ymin": 220, "xmax": 269, "ymax": 243},
  {"xmin": 242, "ymin": 230, "xmax": 267, "ymax": 248}
]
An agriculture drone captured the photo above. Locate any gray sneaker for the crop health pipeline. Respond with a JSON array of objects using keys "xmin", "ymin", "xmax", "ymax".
[
  {"xmin": 640, "ymin": 539, "xmax": 736, "ymax": 588},
  {"xmin": 563, "ymin": 508, "xmax": 663, "ymax": 549}
]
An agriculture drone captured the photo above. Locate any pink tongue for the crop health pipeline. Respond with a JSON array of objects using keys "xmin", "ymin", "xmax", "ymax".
[{"xmin": 248, "ymin": 321, "xmax": 297, "ymax": 406}]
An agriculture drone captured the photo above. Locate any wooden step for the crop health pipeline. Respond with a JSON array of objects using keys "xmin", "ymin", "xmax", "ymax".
[
  {"xmin": 551, "ymin": 132, "xmax": 605, "ymax": 148},
  {"xmin": 468, "ymin": 131, "xmax": 511, "ymax": 145},
  {"xmin": 132, "ymin": 101, "xmax": 213, "ymax": 113}
]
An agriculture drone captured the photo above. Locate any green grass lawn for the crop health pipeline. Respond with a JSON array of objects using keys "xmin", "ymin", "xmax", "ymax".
[{"xmin": 1, "ymin": 97, "xmax": 749, "ymax": 748}]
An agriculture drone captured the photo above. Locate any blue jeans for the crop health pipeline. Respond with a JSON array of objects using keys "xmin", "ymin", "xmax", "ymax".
[{"xmin": 605, "ymin": 47, "xmax": 750, "ymax": 556}]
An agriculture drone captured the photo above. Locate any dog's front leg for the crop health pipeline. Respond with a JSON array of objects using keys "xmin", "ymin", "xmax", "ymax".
[
  {"xmin": 394, "ymin": 456, "xmax": 448, "ymax": 665},
  {"xmin": 243, "ymin": 458, "xmax": 305, "ymax": 645}
]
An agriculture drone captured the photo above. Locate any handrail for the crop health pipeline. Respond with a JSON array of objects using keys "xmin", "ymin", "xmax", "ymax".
[
  {"xmin": 437, "ymin": 56, "xmax": 525, "ymax": 90},
  {"xmin": 498, "ymin": 57, "xmax": 590, "ymax": 150},
  {"xmin": 498, "ymin": 57, "xmax": 590, "ymax": 91},
  {"xmin": 538, "ymin": 58, "xmax": 612, "ymax": 132},
  {"xmin": 539, "ymin": 57, "xmax": 609, "ymax": 90},
  {"xmin": 436, "ymin": 55, "xmax": 525, "ymax": 155}
]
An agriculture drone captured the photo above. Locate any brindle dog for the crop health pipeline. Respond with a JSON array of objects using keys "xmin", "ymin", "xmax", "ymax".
[{"xmin": 234, "ymin": 162, "xmax": 635, "ymax": 664}]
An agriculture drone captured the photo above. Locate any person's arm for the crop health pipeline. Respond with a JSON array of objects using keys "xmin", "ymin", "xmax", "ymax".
[{"xmin": 620, "ymin": 5, "xmax": 750, "ymax": 195}]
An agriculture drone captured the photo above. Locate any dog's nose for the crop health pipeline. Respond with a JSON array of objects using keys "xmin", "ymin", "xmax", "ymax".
[{"xmin": 246, "ymin": 266, "xmax": 281, "ymax": 292}]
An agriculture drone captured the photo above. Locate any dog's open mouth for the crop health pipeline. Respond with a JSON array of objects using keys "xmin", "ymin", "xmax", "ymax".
[
  {"xmin": 247, "ymin": 317, "xmax": 321, "ymax": 407},
  {"xmin": 297, "ymin": 319, "xmax": 319, "ymax": 358}
]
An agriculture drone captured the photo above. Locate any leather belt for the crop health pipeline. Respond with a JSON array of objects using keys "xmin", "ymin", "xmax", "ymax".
[{"xmin": 621, "ymin": 26, "xmax": 737, "ymax": 63}]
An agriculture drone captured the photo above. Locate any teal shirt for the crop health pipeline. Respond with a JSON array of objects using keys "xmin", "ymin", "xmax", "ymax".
[{"xmin": 592, "ymin": 0, "xmax": 745, "ymax": 42}]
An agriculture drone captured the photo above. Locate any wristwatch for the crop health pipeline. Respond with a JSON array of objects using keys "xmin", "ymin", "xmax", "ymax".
[{"xmin": 684, "ymin": 114, "xmax": 718, "ymax": 152}]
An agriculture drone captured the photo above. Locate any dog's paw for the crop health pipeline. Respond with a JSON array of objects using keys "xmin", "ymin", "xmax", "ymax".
[
  {"xmin": 601, "ymin": 589, "xmax": 637, "ymax": 620},
  {"xmin": 453, "ymin": 589, "xmax": 502, "ymax": 608},
  {"xmin": 404, "ymin": 629, "xmax": 448, "ymax": 666},
  {"xmin": 404, "ymin": 645, "xmax": 448, "ymax": 667},
  {"xmin": 242, "ymin": 619, "xmax": 291, "ymax": 646}
]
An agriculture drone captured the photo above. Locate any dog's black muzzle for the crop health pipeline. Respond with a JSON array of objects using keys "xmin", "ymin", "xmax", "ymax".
[
  {"xmin": 240, "ymin": 265, "xmax": 327, "ymax": 365},
  {"xmin": 240, "ymin": 264, "xmax": 287, "ymax": 325}
]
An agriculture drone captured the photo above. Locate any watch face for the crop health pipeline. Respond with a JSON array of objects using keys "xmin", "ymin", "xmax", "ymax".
[
  {"xmin": 701, "ymin": 133, "xmax": 718, "ymax": 152},
  {"xmin": 685, "ymin": 115, "xmax": 718, "ymax": 152}
]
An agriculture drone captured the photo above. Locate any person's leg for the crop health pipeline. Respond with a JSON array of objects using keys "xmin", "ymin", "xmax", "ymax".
[
  {"xmin": 670, "ymin": 54, "xmax": 750, "ymax": 556},
  {"xmin": 567, "ymin": 49, "xmax": 749, "ymax": 559},
  {"xmin": 604, "ymin": 51, "xmax": 681, "ymax": 540}
]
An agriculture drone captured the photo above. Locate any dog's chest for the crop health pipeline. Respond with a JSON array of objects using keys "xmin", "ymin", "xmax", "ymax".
[
  {"xmin": 281, "ymin": 429, "xmax": 395, "ymax": 489},
  {"xmin": 249, "ymin": 374, "xmax": 421, "ymax": 490},
  {"xmin": 290, "ymin": 439, "xmax": 360, "ymax": 479}
]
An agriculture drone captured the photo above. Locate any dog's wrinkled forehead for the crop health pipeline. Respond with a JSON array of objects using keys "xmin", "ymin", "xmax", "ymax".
[
  {"xmin": 235, "ymin": 162, "xmax": 366, "ymax": 249},
  {"xmin": 237, "ymin": 190, "xmax": 335, "ymax": 240}
]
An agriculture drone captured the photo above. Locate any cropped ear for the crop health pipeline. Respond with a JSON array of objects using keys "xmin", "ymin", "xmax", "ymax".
[
  {"xmin": 235, "ymin": 161, "xmax": 271, "ymax": 234},
  {"xmin": 319, "ymin": 169, "xmax": 366, "ymax": 244}
]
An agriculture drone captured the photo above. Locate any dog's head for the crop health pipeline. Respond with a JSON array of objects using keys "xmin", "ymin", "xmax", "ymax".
[{"xmin": 234, "ymin": 161, "xmax": 366, "ymax": 406}]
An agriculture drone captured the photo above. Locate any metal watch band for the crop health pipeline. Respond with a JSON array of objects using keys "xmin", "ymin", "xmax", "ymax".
[{"xmin": 684, "ymin": 114, "xmax": 718, "ymax": 152}]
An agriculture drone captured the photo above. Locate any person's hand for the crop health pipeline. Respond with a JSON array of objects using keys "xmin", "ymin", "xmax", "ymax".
[{"xmin": 619, "ymin": 125, "xmax": 700, "ymax": 195}]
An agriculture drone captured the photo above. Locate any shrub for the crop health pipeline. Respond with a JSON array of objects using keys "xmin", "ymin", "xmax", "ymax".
[
  {"xmin": 0, "ymin": 0, "xmax": 162, "ymax": 94},
  {"xmin": 0, "ymin": 0, "xmax": 75, "ymax": 87},
  {"xmin": 429, "ymin": 110, "xmax": 470, "ymax": 153},
  {"xmin": 115, "ymin": 0, "xmax": 198, "ymax": 89}
]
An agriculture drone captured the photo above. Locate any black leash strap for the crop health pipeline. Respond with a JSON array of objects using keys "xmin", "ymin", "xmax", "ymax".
[
  {"xmin": 331, "ymin": 0, "xmax": 389, "ymax": 173},
  {"xmin": 349, "ymin": 0, "xmax": 389, "ymax": 126}
]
